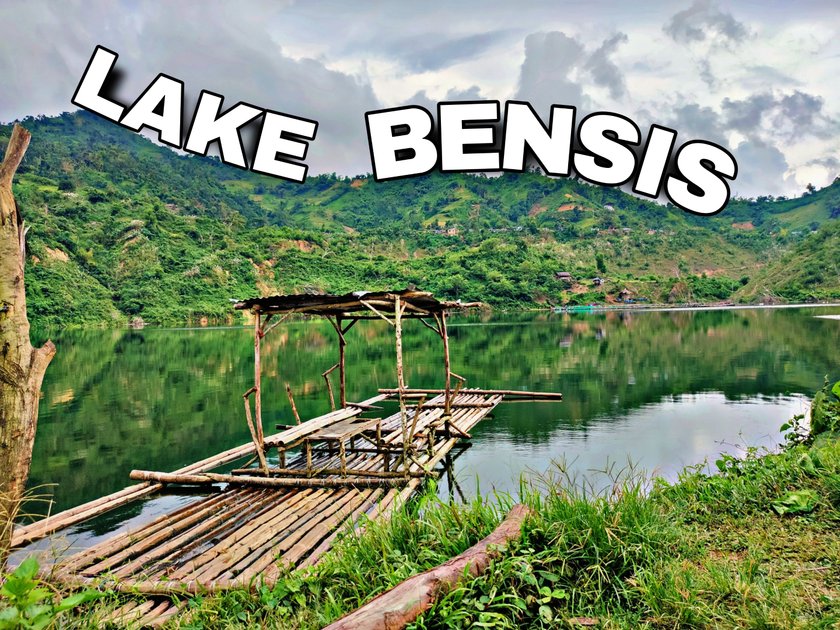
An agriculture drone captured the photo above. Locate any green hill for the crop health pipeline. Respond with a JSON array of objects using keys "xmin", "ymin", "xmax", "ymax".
[
  {"xmin": 737, "ymin": 220, "xmax": 840, "ymax": 303},
  {"xmin": 2, "ymin": 111, "xmax": 838, "ymax": 327}
]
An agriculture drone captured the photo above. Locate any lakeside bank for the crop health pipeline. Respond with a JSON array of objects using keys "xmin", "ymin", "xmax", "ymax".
[{"xmin": 5, "ymin": 380, "xmax": 839, "ymax": 628}]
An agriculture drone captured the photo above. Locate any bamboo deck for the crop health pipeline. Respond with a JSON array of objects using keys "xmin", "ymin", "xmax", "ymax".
[{"xmin": 28, "ymin": 390, "xmax": 502, "ymax": 608}]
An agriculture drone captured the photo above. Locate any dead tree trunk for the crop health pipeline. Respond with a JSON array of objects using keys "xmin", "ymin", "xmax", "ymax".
[{"xmin": 0, "ymin": 125, "xmax": 55, "ymax": 563}]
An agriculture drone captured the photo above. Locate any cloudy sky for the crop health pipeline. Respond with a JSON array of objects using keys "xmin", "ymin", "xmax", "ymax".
[{"xmin": 1, "ymin": 0, "xmax": 838, "ymax": 197}]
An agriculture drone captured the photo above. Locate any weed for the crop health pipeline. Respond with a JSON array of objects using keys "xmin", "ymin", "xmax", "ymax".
[{"xmin": 0, "ymin": 557, "xmax": 100, "ymax": 629}]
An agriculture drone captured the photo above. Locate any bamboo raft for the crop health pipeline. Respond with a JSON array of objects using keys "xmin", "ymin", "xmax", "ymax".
[
  {"xmin": 47, "ymin": 390, "xmax": 504, "ymax": 593},
  {"xmin": 12, "ymin": 290, "xmax": 561, "ymax": 626}
]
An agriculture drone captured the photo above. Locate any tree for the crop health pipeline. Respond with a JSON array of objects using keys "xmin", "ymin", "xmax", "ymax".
[
  {"xmin": 596, "ymin": 252, "xmax": 607, "ymax": 274},
  {"xmin": 0, "ymin": 125, "xmax": 56, "ymax": 563}
]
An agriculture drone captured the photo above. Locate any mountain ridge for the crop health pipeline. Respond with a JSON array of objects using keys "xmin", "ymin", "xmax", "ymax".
[{"xmin": 3, "ymin": 111, "xmax": 838, "ymax": 326}]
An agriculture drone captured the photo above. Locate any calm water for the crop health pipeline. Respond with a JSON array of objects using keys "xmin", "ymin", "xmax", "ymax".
[{"xmin": 22, "ymin": 306, "xmax": 840, "ymax": 547}]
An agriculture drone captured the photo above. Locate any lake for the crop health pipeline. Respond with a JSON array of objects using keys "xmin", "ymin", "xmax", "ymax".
[{"xmin": 22, "ymin": 306, "xmax": 840, "ymax": 546}]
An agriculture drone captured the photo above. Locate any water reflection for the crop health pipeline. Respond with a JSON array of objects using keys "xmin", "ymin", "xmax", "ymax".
[{"xmin": 27, "ymin": 306, "xmax": 840, "ymax": 513}]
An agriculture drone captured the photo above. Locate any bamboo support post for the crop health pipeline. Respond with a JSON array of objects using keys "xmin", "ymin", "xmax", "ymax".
[
  {"xmin": 322, "ymin": 363, "xmax": 338, "ymax": 410},
  {"xmin": 338, "ymin": 318, "xmax": 346, "ymax": 408},
  {"xmin": 285, "ymin": 383, "xmax": 301, "ymax": 425},
  {"xmin": 394, "ymin": 297, "xmax": 408, "ymax": 473},
  {"xmin": 253, "ymin": 312, "xmax": 264, "ymax": 445},
  {"xmin": 440, "ymin": 312, "xmax": 452, "ymax": 438},
  {"xmin": 407, "ymin": 396, "xmax": 426, "ymax": 443},
  {"xmin": 326, "ymin": 316, "xmax": 355, "ymax": 408},
  {"xmin": 242, "ymin": 387, "xmax": 269, "ymax": 473}
]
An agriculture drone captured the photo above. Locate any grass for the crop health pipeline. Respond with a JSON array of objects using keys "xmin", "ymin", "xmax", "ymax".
[
  {"xmin": 53, "ymin": 430, "xmax": 838, "ymax": 628},
  {"xmin": 7, "ymin": 396, "xmax": 840, "ymax": 628}
]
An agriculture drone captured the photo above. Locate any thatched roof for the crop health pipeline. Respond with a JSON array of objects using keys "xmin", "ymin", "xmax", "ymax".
[{"xmin": 233, "ymin": 289, "xmax": 482, "ymax": 317}]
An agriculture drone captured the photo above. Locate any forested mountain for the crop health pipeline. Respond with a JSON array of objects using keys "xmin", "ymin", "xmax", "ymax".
[{"xmin": 2, "ymin": 111, "xmax": 838, "ymax": 326}]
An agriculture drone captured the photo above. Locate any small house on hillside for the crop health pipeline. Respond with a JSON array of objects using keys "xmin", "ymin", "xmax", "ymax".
[
  {"xmin": 592, "ymin": 277, "xmax": 604, "ymax": 286},
  {"xmin": 555, "ymin": 271, "xmax": 573, "ymax": 283}
]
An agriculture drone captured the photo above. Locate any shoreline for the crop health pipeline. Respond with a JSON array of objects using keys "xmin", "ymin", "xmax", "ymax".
[
  {"xmin": 31, "ymin": 301, "xmax": 840, "ymax": 335},
  {"xmin": 549, "ymin": 301, "xmax": 840, "ymax": 314}
]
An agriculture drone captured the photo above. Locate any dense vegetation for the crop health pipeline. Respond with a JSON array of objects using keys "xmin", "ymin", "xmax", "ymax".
[
  {"xmin": 2, "ymin": 112, "xmax": 839, "ymax": 327},
  {"xmin": 737, "ymin": 220, "xmax": 840, "ymax": 303}
]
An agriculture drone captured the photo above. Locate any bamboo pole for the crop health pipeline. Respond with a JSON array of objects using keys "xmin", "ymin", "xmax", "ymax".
[
  {"xmin": 360, "ymin": 301, "xmax": 395, "ymax": 326},
  {"xmin": 243, "ymin": 388, "xmax": 269, "ymax": 473},
  {"xmin": 378, "ymin": 388, "xmax": 564, "ymax": 400},
  {"xmin": 285, "ymin": 383, "xmax": 301, "ymax": 424},
  {"xmin": 129, "ymin": 470, "xmax": 407, "ymax": 489},
  {"xmin": 229, "ymin": 467, "xmax": 433, "ymax": 479},
  {"xmin": 12, "ymin": 484, "xmax": 154, "ymax": 547},
  {"xmin": 440, "ymin": 312, "xmax": 452, "ymax": 437},
  {"xmin": 239, "ymin": 489, "xmax": 367, "ymax": 581},
  {"xmin": 254, "ymin": 311, "xmax": 264, "ymax": 446},
  {"xmin": 261, "ymin": 311, "xmax": 293, "ymax": 339},
  {"xmin": 337, "ymin": 316, "xmax": 347, "ymax": 408},
  {"xmin": 394, "ymin": 297, "xmax": 408, "ymax": 473},
  {"xmin": 299, "ymin": 488, "xmax": 385, "ymax": 568},
  {"xmin": 174, "ymin": 488, "xmax": 325, "ymax": 583},
  {"xmin": 322, "ymin": 363, "xmax": 338, "ymax": 410},
  {"xmin": 58, "ymin": 490, "xmax": 240, "ymax": 574},
  {"xmin": 73, "ymin": 491, "xmax": 255, "ymax": 577},
  {"xmin": 407, "ymin": 396, "xmax": 426, "ymax": 443}
]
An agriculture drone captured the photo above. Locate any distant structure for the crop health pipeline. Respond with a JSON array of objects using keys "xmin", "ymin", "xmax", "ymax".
[
  {"xmin": 555, "ymin": 271, "xmax": 573, "ymax": 282},
  {"xmin": 592, "ymin": 277, "xmax": 604, "ymax": 286}
]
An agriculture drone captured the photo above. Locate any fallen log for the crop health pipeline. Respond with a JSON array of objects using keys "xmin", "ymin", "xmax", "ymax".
[{"xmin": 323, "ymin": 503, "xmax": 531, "ymax": 630}]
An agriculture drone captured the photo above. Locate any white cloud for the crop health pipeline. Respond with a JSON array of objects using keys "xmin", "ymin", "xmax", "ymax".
[{"xmin": 0, "ymin": 0, "xmax": 838, "ymax": 195}]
